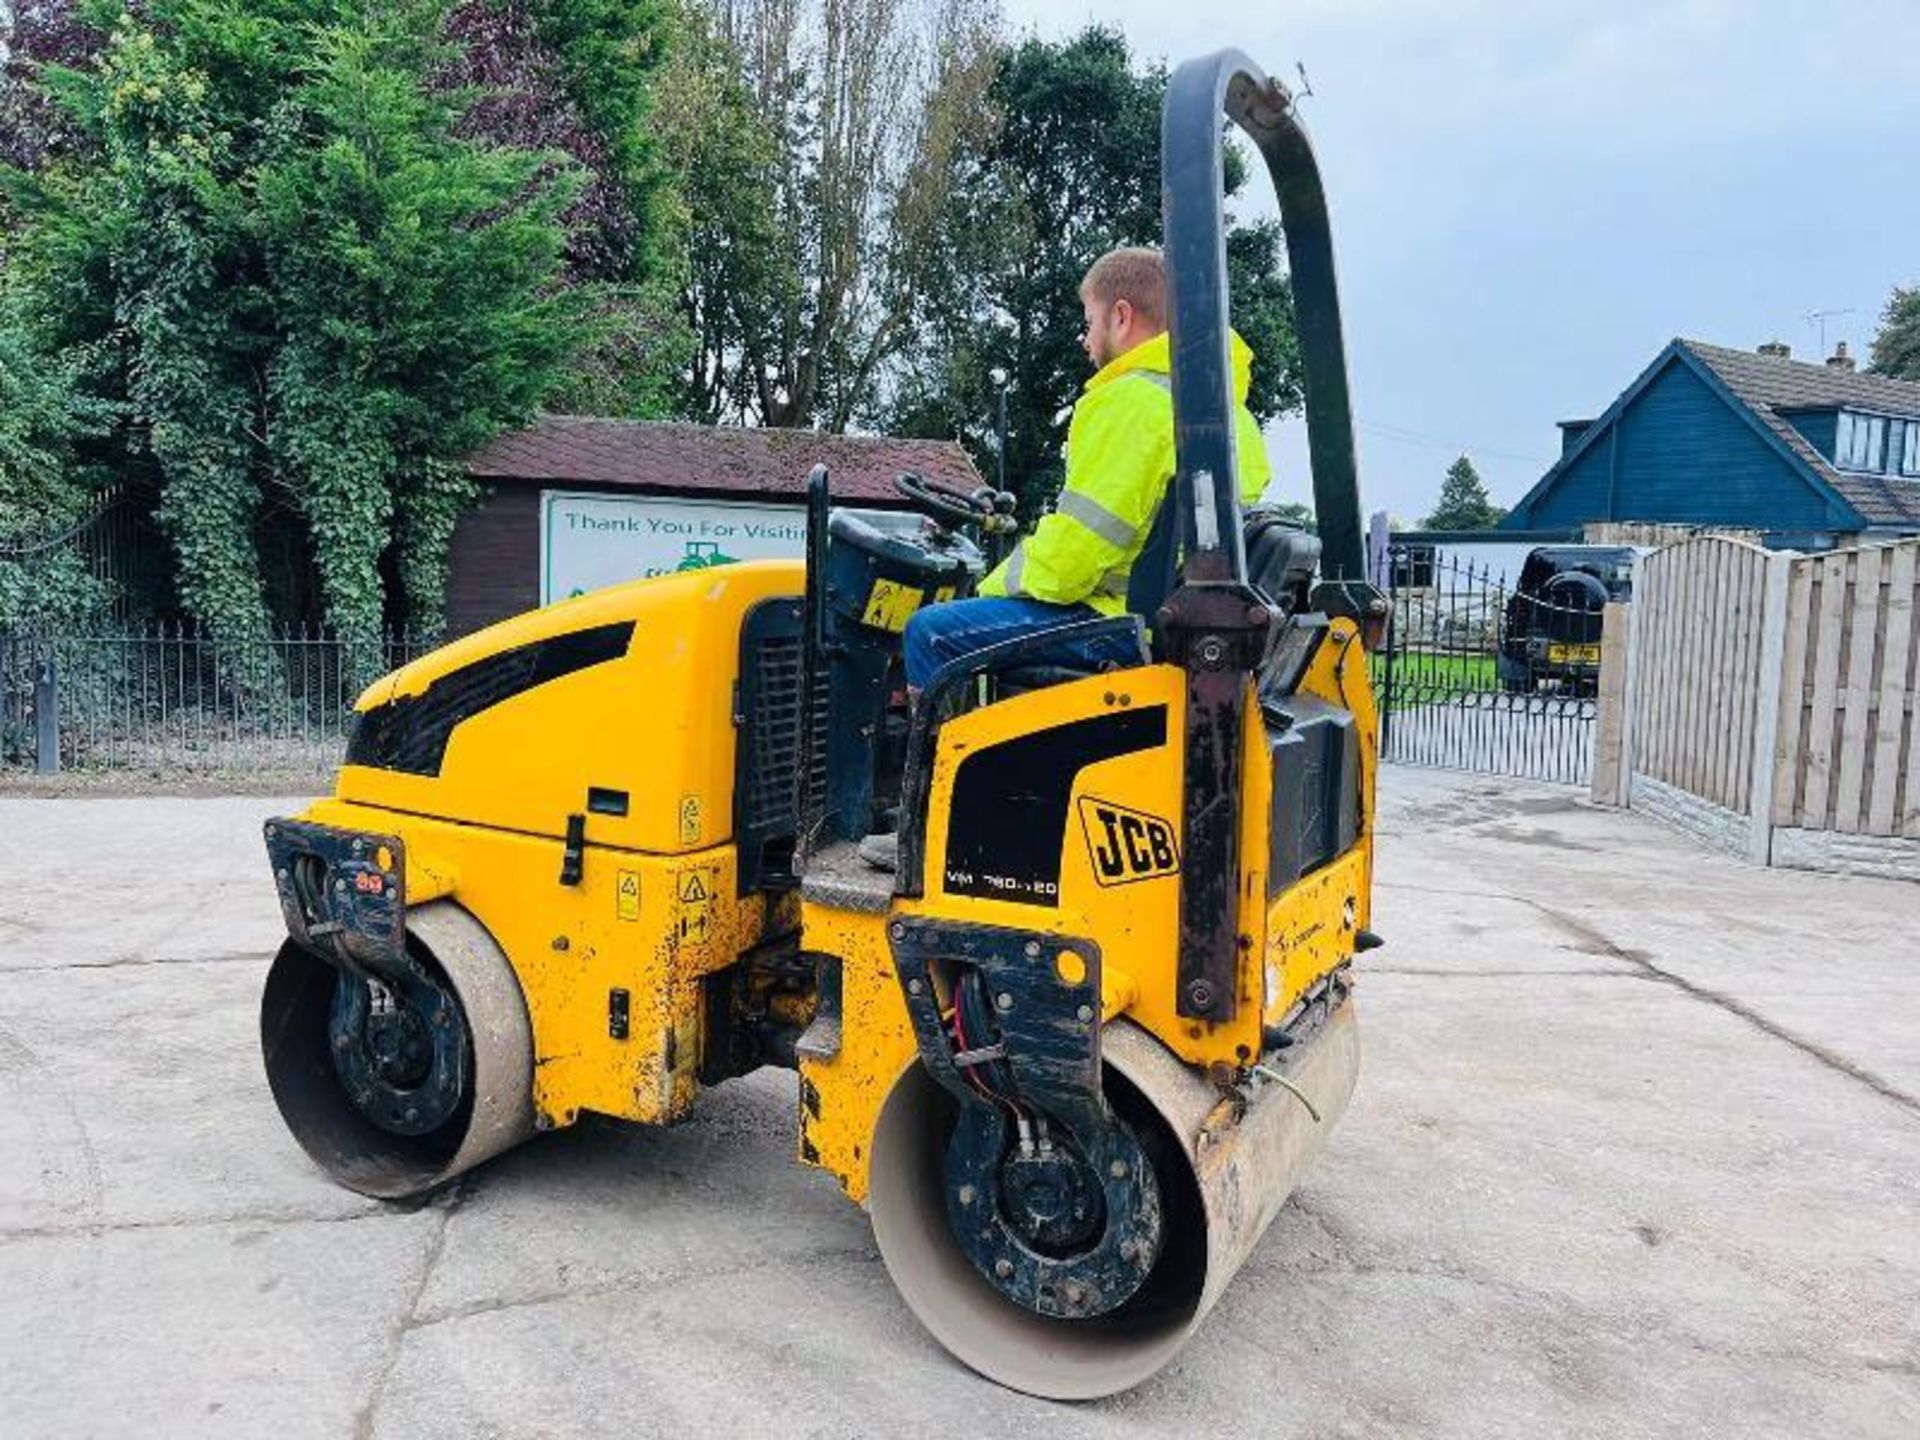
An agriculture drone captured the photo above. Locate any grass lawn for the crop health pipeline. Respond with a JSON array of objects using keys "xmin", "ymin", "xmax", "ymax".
[{"xmin": 1368, "ymin": 650, "xmax": 1499, "ymax": 708}]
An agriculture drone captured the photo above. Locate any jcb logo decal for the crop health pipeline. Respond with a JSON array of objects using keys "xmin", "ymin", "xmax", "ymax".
[{"xmin": 1078, "ymin": 797, "xmax": 1179, "ymax": 886}]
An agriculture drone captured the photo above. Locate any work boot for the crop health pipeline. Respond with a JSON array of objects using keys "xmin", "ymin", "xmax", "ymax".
[{"xmin": 858, "ymin": 831, "xmax": 899, "ymax": 872}]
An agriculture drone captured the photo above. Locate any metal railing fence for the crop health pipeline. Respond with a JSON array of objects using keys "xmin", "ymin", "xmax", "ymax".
[
  {"xmin": 1, "ymin": 624, "xmax": 429, "ymax": 777},
  {"xmin": 1371, "ymin": 546, "xmax": 1602, "ymax": 786}
]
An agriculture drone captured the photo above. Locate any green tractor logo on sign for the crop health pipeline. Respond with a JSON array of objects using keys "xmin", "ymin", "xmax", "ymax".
[{"xmin": 674, "ymin": 541, "xmax": 740, "ymax": 572}]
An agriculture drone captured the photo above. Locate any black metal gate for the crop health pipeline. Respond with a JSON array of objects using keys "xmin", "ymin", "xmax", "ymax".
[{"xmin": 1373, "ymin": 545, "xmax": 1601, "ymax": 786}]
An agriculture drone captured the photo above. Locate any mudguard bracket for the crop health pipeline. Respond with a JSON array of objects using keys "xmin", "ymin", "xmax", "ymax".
[
  {"xmin": 887, "ymin": 918, "xmax": 1160, "ymax": 1319},
  {"xmin": 264, "ymin": 818, "xmax": 408, "ymax": 983}
]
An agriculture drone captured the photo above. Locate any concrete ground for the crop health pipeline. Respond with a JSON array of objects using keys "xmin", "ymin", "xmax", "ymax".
[{"xmin": 1, "ymin": 769, "xmax": 1915, "ymax": 1439}]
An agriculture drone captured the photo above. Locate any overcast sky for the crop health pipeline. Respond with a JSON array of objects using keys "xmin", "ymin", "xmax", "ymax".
[{"xmin": 1002, "ymin": 0, "xmax": 1920, "ymax": 523}]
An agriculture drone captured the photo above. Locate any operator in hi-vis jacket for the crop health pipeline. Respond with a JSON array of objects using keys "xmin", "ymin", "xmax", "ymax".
[{"xmin": 862, "ymin": 245, "xmax": 1275, "ymax": 870}]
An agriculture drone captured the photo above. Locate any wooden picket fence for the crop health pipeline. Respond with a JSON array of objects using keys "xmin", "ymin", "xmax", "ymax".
[{"xmin": 1594, "ymin": 535, "xmax": 1919, "ymax": 879}]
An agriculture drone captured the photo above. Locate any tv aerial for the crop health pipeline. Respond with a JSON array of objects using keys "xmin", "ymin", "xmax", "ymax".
[{"xmin": 1803, "ymin": 308, "xmax": 1854, "ymax": 355}]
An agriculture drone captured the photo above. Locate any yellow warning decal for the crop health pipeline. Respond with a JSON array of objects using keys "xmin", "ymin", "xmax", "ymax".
[
  {"xmin": 616, "ymin": 870, "xmax": 640, "ymax": 921},
  {"xmin": 678, "ymin": 871, "xmax": 711, "ymax": 905},
  {"xmin": 678, "ymin": 795, "xmax": 702, "ymax": 846},
  {"xmin": 861, "ymin": 577, "xmax": 923, "ymax": 633}
]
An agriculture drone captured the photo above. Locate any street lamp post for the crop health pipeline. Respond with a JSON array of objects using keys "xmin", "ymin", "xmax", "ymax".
[{"xmin": 988, "ymin": 366, "xmax": 1009, "ymax": 498}]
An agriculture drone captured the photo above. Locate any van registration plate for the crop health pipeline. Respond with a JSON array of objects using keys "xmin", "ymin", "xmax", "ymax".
[{"xmin": 1548, "ymin": 643, "xmax": 1601, "ymax": 665}]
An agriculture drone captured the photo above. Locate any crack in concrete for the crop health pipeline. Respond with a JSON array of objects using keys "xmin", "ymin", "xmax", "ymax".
[
  {"xmin": 1375, "ymin": 879, "xmax": 1555, "ymax": 903},
  {"xmin": 339, "ymin": 1210, "xmax": 876, "ymax": 1437},
  {"xmin": 1274, "ymin": 1249, "xmax": 1919, "ymax": 1376},
  {"xmin": 0, "ymin": 950, "xmax": 265, "ymax": 975},
  {"xmin": 1376, "ymin": 875, "xmax": 1920, "ymax": 1121},
  {"xmin": 0, "ymin": 1020, "xmax": 104, "ymax": 1223},
  {"xmin": 1281, "ymin": 1196, "xmax": 1576, "ymax": 1310},
  {"xmin": 1864, "ymin": 1359, "xmax": 1920, "ymax": 1377},
  {"xmin": 1363, "ymin": 966, "xmax": 1645, "ymax": 979},
  {"xmin": 0, "ymin": 1204, "xmax": 388, "ymax": 1245},
  {"xmin": 1517, "ymin": 898, "xmax": 1920, "ymax": 1121},
  {"xmin": 1280, "ymin": 1191, "xmax": 1363, "ymax": 1268},
  {"xmin": 406, "ymin": 1244, "xmax": 879, "ymax": 1335},
  {"xmin": 350, "ymin": 1182, "xmax": 466, "ymax": 1440},
  {"xmin": 1276, "ymin": 1255, "xmax": 1571, "ymax": 1308}
]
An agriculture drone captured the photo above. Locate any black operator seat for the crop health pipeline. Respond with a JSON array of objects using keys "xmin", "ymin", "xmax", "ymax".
[{"xmin": 1242, "ymin": 506, "xmax": 1321, "ymax": 614}]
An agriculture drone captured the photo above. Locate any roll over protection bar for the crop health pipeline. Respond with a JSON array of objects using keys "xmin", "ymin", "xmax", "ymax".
[
  {"xmin": 1158, "ymin": 52, "xmax": 1378, "ymax": 1023},
  {"xmin": 1161, "ymin": 50, "xmax": 1372, "ymax": 602}
]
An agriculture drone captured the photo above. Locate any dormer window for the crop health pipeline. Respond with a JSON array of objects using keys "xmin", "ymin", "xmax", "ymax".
[
  {"xmin": 1836, "ymin": 412, "xmax": 1886, "ymax": 471},
  {"xmin": 1903, "ymin": 421, "xmax": 1920, "ymax": 477}
]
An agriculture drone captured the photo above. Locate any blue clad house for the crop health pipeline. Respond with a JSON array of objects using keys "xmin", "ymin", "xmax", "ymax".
[{"xmin": 1504, "ymin": 339, "xmax": 1920, "ymax": 547}]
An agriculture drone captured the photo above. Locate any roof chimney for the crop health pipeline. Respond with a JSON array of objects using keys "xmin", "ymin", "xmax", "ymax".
[
  {"xmin": 1757, "ymin": 340, "xmax": 1791, "ymax": 359},
  {"xmin": 1826, "ymin": 340, "xmax": 1856, "ymax": 372}
]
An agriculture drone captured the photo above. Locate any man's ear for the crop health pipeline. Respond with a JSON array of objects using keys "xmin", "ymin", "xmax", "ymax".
[{"xmin": 1111, "ymin": 298, "xmax": 1133, "ymax": 335}]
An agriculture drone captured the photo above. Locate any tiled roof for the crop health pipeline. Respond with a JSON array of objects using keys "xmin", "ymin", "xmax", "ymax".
[
  {"xmin": 466, "ymin": 415, "xmax": 981, "ymax": 504},
  {"xmin": 1679, "ymin": 341, "xmax": 1920, "ymax": 526}
]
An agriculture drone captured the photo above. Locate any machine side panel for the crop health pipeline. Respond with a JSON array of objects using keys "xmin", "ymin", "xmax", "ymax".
[
  {"xmin": 941, "ymin": 708, "xmax": 1168, "ymax": 904},
  {"xmin": 338, "ymin": 561, "xmax": 805, "ymax": 856},
  {"xmin": 1263, "ymin": 847, "xmax": 1368, "ymax": 1024},
  {"xmin": 795, "ymin": 903, "xmax": 919, "ymax": 1205},
  {"xmin": 1260, "ymin": 615, "xmax": 1378, "ymax": 1021},
  {"xmin": 908, "ymin": 668, "xmax": 1261, "ymax": 1068},
  {"xmin": 301, "ymin": 798, "xmax": 785, "ymax": 1128},
  {"xmin": 1296, "ymin": 615, "xmax": 1378, "ymax": 940}
]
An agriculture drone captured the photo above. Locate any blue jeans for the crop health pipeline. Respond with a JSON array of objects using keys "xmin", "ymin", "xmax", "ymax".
[{"xmin": 902, "ymin": 597, "xmax": 1144, "ymax": 689}]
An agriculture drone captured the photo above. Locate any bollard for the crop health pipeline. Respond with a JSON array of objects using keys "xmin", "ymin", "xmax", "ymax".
[{"xmin": 34, "ymin": 655, "xmax": 58, "ymax": 774}]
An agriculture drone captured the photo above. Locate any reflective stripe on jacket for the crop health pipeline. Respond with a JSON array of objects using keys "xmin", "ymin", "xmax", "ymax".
[{"xmin": 979, "ymin": 330, "xmax": 1272, "ymax": 616}]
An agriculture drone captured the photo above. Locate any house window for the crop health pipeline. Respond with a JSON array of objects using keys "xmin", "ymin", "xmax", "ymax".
[
  {"xmin": 1836, "ymin": 412, "xmax": 1886, "ymax": 470},
  {"xmin": 1388, "ymin": 545, "xmax": 1435, "ymax": 589},
  {"xmin": 1904, "ymin": 420, "xmax": 1920, "ymax": 476}
]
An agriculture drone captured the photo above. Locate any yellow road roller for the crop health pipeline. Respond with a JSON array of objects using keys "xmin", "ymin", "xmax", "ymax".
[{"xmin": 258, "ymin": 50, "xmax": 1386, "ymax": 1399}]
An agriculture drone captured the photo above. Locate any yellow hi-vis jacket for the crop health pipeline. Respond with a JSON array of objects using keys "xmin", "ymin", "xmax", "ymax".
[{"xmin": 978, "ymin": 330, "xmax": 1272, "ymax": 615}]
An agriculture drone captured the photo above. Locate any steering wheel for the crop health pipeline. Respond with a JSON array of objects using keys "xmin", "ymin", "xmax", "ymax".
[{"xmin": 894, "ymin": 471, "xmax": 1003, "ymax": 529}]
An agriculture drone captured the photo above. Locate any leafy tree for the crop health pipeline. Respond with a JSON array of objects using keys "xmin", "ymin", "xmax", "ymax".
[
  {"xmin": 0, "ymin": 0, "xmax": 106, "ymax": 171},
  {"xmin": 0, "ymin": 276, "xmax": 120, "ymax": 625},
  {"xmin": 1869, "ymin": 286, "xmax": 1920, "ymax": 381},
  {"xmin": 883, "ymin": 28, "xmax": 1301, "ymax": 520},
  {"xmin": 651, "ymin": 2, "xmax": 785, "ymax": 424},
  {"xmin": 0, "ymin": 291, "xmax": 111, "ymax": 537},
  {"xmin": 441, "ymin": 0, "xmax": 686, "ymax": 419},
  {"xmin": 1423, "ymin": 454, "xmax": 1506, "ymax": 530},
  {"xmin": 667, "ymin": 0, "xmax": 999, "ymax": 430},
  {"xmin": 1, "ymin": 0, "xmax": 663, "ymax": 651}
]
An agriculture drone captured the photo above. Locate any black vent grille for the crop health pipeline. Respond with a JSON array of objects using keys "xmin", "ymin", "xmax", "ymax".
[
  {"xmin": 734, "ymin": 599, "xmax": 822, "ymax": 891},
  {"xmin": 348, "ymin": 621, "xmax": 635, "ymax": 777},
  {"xmin": 802, "ymin": 652, "xmax": 829, "ymax": 821},
  {"xmin": 745, "ymin": 631, "xmax": 806, "ymax": 828}
]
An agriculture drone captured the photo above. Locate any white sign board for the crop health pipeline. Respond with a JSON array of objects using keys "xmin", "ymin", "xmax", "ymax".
[{"xmin": 540, "ymin": 490, "xmax": 809, "ymax": 604}]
